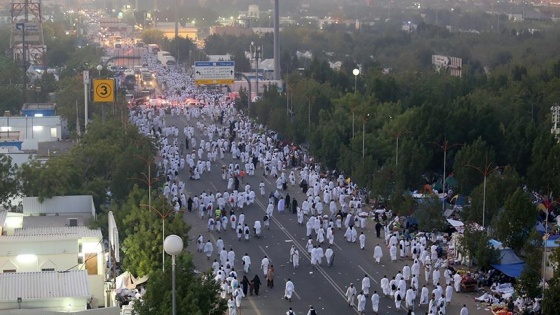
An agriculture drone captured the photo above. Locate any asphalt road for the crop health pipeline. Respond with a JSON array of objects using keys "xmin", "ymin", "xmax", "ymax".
[{"xmin": 161, "ymin": 114, "xmax": 490, "ymax": 315}]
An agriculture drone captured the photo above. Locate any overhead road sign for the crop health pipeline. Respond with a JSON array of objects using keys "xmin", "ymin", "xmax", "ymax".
[
  {"xmin": 93, "ymin": 79, "xmax": 115, "ymax": 102},
  {"xmin": 194, "ymin": 61, "xmax": 235, "ymax": 85}
]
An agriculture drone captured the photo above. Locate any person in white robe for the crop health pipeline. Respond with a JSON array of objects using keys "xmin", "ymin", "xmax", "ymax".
[
  {"xmin": 227, "ymin": 296, "xmax": 237, "ymax": 315},
  {"xmin": 350, "ymin": 226, "xmax": 358, "ymax": 243},
  {"xmin": 424, "ymin": 263, "xmax": 432, "ymax": 284},
  {"xmin": 316, "ymin": 245, "xmax": 324, "ymax": 265},
  {"xmin": 346, "ymin": 283, "xmax": 357, "ymax": 307},
  {"xmin": 284, "ymin": 279, "xmax": 295, "ymax": 301},
  {"xmin": 234, "ymin": 287, "xmax": 244, "ymax": 308},
  {"xmin": 445, "ymin": 285, "xmax": 453, "ymax": 305},
  {"xmin": 438, "ymin": 295, "xmax": 446, "ymax": 314},
  {"xmin": 310, "ymin": 246, "xmax": 318, "ymax": 266},
  {"xmin": 373, "ymin": 244, "xmax": 383, "ymax": 263},
  {"xmin": 261, "ymin": 256, "xmax": 270, "ymax": 277},
  {"xmin": 297, "ymin": 207, "xmax": 304, "ymax": 225},
  {"xmin": 327, "ymin": 227, "xmax": 334, "ymax": 245},
  {"xmin": 306, "ymin": 238, "xmax": 314, "ymax": 254},
  {"xmin": 405, "ymin": 287, "xmax": 416, "ymax": 309},
  {"xmin": 390, "ymin": 244, "xmax": 398, "ymax": 262},
  {"xmin": 317, "ymin": 228, "xmax": 325, "ymax": 244},
  {"xmin": 196, "ymin": 235, "xmax": 204, "ymax": 252},
  {"xmin": 292, "ymin": 249, "xmax": 300, "ymax": 269},
  {"xmin": 433, "ymin": 268, "xmax": 441, "ymax": 287},
  {"xmin": 325, "ymin": 246, "xmax": 334, "ymax": 266},
  {"xmin": 306, "ymin": 219, "xmax": 314, "ymax": 237},
  {"xmin": 203, "ymin": 240, "xmax": 214, "ymax": 259},
  {"xmin": 289, "ymin": 245, "xmax": 296, "ymax": 264},
  {"xmin": 394, "ymin": 289, "xmax": 403, "ymax": 310},
  {"xmin": 411, "ymin": 275, "xmax": 419, "ymax": 291},
  {"xmin": 359, "ymin": 232, "xmax": 366, "ymax": 250},
  {"xmin": 403, "ymin": 264, "xmax": 411, "ymax": 281},
  {"xmin": 381, "ymin": 276, "xmax": 390, "ymax": 296},
  {"xmin": 361, "ymin": 275, "xmax": 371, "ymax": 296},
  {"xmin": 371, "ymin": 291, "xmax": 380, "ymax": 314},
  {"xmin": 344, "ymin": 227, "xmax": 352, "ymax": 242},
  {"xmin": 453, "ymin": 273, "xmax": 462, "ymax": 293},
  {"xmin": 412, "ymin": 260, "xmax": 420, "ymax": 279},
  {"xmin": 243, "ymin": 224, "xmax": 251, "ymax": 241},
  {"xmin": 357, "ymin": 291, "xmax": 367, "ymax": 314},
  {"xmin": 418, "ymin": 285, "xmax": 429, "ymax": 307},
  {"xmin": 444, "ymin": 268, "xmax": 452, "ymax": 286},
  {"xmin": 242, "ymin": 253, "xmax": 251, "ymax": 274},
  {"xmin": 254, "ymin": 220, "xmax": 262, "ymax": 237},
  {"xmin": 460, "ymin": 305, "xmax": 469, "ymax": 315}
]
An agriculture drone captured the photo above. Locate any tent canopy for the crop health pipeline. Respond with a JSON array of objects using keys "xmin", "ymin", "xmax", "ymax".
[{"xmin": 491, "ymin": 249, "xmax": 525, "ymax": 278}]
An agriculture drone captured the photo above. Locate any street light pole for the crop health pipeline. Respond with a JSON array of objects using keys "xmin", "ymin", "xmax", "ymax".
[
  {"xmin": 164, "ymin": 235, "xmax": 183, "ymax": 315},
  {"xmin": 362, "ymin": 114, "xmax": 370, "ymax": 159},
  {"xmin": 352, "ymin": 69, "xmax": 359, "ymax": 138},
  {"xmin": 465, "ymin": 154, "xmax": 496, "ymax": 228},
  {"xmin": 431, "ymin": 137, "xmax": 462, "ymax": 211}
]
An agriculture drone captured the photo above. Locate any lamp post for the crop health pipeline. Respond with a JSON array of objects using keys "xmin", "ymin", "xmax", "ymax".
[
  {"xmin": 431, "ymin": 137, "xmax": 462, "ymax": 211},
  {"xmin": 353, "ymin": 68, "xmax": 359, "ymax": 95},
  {"xmin": 362, "ymin": 113, "xmax": 370, "ymax": 159},
  {"xmin": 352, "ymin": 68, "xmax": 359, "ymax": 138},
  {"xmin": 96, "ymin": 64, "xmax": 103, "ymax": 77},
  {"xmin": 164, "ymin": 235, "xmax": 183, "ymax": 315},
  {"xmin": 392, "ymin": 129, "xmax": 410, "ymax": 167},
  {"xmin": 96, "ymin": 65, "xmax": 105, "ymax": 124},
  {"xmin": 250, "ymin": 42, "xmax": 261, "ymax": 98},
  {"xmin": 465, "ymin": 154, "xmax": 497, "ymax": 228}
]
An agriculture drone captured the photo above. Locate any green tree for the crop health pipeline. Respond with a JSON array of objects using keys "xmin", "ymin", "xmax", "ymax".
[
  {"xmin": 518, "ymin": 229, "xmax": 543, "ymax": 299},
  {"xmin": 462, "ymin": 166, "xmax": 520, "ymax": 226},
  {"xmin": 543, "ymin": 278, "xmax": 560, "ymax": 315},
  {"xmin": 0, "ymin": 155, "xmax": 20, "ymax": 208},
  {"xmin": 121, "ymin": 194, "xmax": 189, "ymax": 277},
  {"xmin": 453, "ymin": 138, "xmax": 496, "ymax": 195},
  {"xmin": 415, "ymin": 195, "xmax": 447, "ymax": 232},
  {"xmin": 492, "ymin": 188, "xmax": 536, "ymax": 252},
  {"xmin": 459, "ymin": 225, "xmax": 500, "ymax": 270},
  {"xmin": 141, "ymin": 29, "xmax": 165, "ymax": 45},
  {"xmin": 134, "ymin": 253, "xmax": 227, "ymax": 315}
]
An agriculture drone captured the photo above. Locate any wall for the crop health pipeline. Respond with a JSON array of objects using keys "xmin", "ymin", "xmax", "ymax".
[
  {"xmin": 1, "ymin": 307, "xmax": 120, "ymax": 315},
  {"xmin": 0, "ymin": 116, "xmax": 63, "ymax": 142},
  {"xmin": 0, "ymin": 297, "xmax": 87, "ymax": 311}
]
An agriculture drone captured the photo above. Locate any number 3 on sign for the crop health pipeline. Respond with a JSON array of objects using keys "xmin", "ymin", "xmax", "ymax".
[{"xmin": 93, "ymin": 79, "xmax": 115, "ymax": 102}]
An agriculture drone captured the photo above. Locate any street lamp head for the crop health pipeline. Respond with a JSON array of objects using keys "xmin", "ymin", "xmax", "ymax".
[
  {"xmin": 164, "ymin": 235, "xmax": 184, "ymax": 256},
  {"xmin": 353, "ymin": 68, "xmax": 360, "ymax": 76},
  {"xmin": 96, "ymin": 65, "xmax": 103, "ymax": 71}
]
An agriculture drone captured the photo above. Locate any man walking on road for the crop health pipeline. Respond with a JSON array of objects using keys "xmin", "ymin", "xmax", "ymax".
[
  {"xmin": 284, "ymin": 278, "xmax": 295, "ymax": 302},
  {"xmin": 346, "ymin": 283, "xmax": 357, "ymax": 307}
]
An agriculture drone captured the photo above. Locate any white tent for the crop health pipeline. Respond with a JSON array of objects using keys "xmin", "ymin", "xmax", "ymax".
[{"xmin": 446, "ymin": 218, "xmax": 464, "ymax": 233}]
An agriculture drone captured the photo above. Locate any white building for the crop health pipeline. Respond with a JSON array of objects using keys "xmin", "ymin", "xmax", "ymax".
[
  {"xmin": 0, "ymin": 270, "xmax": 91, "ymax": 311},
  {"xmin": 0, "ymin": 196, "xmax": 109, "ymax": 311},
  {"xmin": 0, "ymin": 116, "xmax": 66, "ymax": 150}
]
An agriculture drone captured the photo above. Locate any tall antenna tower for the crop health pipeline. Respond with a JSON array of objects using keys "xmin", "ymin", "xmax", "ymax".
[{"xmin": 10, "ymin": 0, "xmax": 47, "ymax": 67}]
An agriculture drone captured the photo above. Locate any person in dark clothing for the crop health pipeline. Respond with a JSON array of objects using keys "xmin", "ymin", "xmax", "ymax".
[
  {"xmin": 241, "ymin": 275, "xmax": 250, "ymax": 296},
  {"xmin": 292, "ymin": 199, "xmax": 298, "ymax": 214},
  {"xmin": 234, "ymin": 176, "xmax": 240, "ymax": 191},
  {"xmin": 185, "ymin": 137, "xmax": 189, "ymax": 149},
  {"xmin": 285, "ymin": 194, "xmax": 291, "ymax": 213},
  {"xmin": 187, "ymin": 197, "xmax": 193, "ymax": 212},
  {"xmin": 375, "ymin": 222, "xmax": 383, "ymax": 238},
  {"xmin": 300, "ymin": 179, "xmax": 308, "ymax": 194},
  {"xmin": 252, "ymin": 275, "xmax": 262, "ymax": 296}
]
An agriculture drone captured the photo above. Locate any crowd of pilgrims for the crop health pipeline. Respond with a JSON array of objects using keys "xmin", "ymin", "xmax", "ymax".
[{"xmin": 128, "ymin": 52, "xmax": 470, "ymax": 315}]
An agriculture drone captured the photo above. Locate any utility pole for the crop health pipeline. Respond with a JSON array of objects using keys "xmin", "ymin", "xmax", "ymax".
[{"xmin": 431, "ymin": 137, "xmax": 462, "ymax": 210}]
